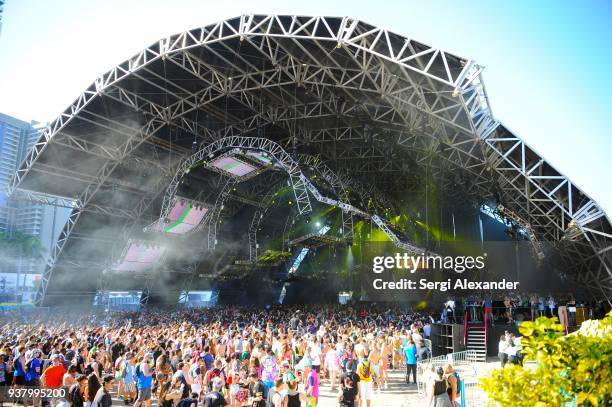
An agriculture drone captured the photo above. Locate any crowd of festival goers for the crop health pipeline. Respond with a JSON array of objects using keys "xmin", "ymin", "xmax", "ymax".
[
  {"xmin": 440, "ymin": 292, "xmax": 608, "ymax": 326},
  {"xmin": 0, "ymin": 304, "xmax": 468, "ymax": 407},
  {"xmin": 1, "ymin": 294, "xmax": 608, "ymax": 407}
]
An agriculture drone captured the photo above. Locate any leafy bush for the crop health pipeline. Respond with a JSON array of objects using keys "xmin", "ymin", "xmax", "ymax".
[{"xmin": 480, "ymin": 311, "xmax": 612, "ymax": 406}]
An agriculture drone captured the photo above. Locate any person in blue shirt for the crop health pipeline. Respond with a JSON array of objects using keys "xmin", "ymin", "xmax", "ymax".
[
  {"xmin": 403, "ymin": 339, "xmax": 417, "ymax": 385},
  {"xmin": 25, "ymin": 350, "xmax": 43, "ymax": 386},
  {"xmin": 202, "ymin": 346, "xmax": 214, "ymax": 372},
  {"xmin": 134, "ymin": 354, "xmax": 154, "ymax": 407},
  {"xmin": 12, "ymin": 346, "xmax": 27, "ymax": 386}
]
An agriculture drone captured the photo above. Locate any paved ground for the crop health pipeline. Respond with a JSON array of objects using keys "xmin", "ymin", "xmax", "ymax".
[{"xmin": 316, "ymin": 367, "xmax": 422, "ymax": 407}]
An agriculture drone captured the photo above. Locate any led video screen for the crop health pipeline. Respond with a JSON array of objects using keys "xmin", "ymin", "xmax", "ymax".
[
  {"xmin": 246, "ymin": 151, "xmax": 273, "ymax": 165},
  {"xmin": 162, "ymin": 199, "xmax": 209, "ymax": 234},
  {"xmin": 209, "ymin": 155, "xmax": 257, "ymax": 177},
  {"xmin": 113, "ymin": 242, "xmax": 164, "ymax": 273}
]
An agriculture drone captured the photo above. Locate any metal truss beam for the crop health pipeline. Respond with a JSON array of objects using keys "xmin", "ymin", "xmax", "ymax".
[
  {"xmin": 15, "ymin": 13, "xmax": 610, "ymax": 301},
  {"xmin": 160, "ymin": 136, "xmax": 313, "ymax": 229}
]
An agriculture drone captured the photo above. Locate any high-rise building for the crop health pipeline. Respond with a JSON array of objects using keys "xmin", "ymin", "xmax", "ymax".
[{"xmin": 0, "ymin": 112, "xmax": 71, "ymax": 299}]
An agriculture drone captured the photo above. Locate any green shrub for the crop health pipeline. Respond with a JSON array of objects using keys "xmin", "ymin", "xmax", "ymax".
[{"xmin": 480, "ymin": 311, "xmax": 612, "ymax": 406}]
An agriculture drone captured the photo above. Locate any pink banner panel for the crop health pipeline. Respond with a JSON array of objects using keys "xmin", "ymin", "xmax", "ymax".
[
  {"xmin": 210, "ymin": 156, "xmax": 257, "ymax": 177},
  {"xmin": 183, "ymin": 206, "xmax": 208, "ymax": 225},
  {"xmin": 114, "ymin": 243, "xmax": 163, "ymax": 272},
  {"xmin": 168, "ymin": 199, "xmax": 189, "ymax": 222}
]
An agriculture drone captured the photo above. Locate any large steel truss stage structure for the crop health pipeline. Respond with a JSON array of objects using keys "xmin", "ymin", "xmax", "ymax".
[{"xmin": 7, "ymin": 14, "xmax": 610, "ymax": 305}]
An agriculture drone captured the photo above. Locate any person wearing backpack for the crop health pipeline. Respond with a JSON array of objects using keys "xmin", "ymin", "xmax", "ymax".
[
  {"xmin": 134, "ymin": 354, "xmax": 154, "ymax": 407},
  {"xmin": 204, "ymin": 359, "xmax": 225, "ymax": 392},
  {"xmin": 338, "ymin": 361, "xmax": 360, "ymax": 407},
  {"xmin": 119, "ymin": 352, "xmax": 137, "ymax": 405},
  {"xmin": 356, "ymin": 355, "xmax": 373, "ymax": 407},
  {"xmin": 444, "ymin": 364, "xmax": 460, "ymax": 407},
  {"xmin": 265, "ymin": 378, "xmax": 284, "ymax": 407}
]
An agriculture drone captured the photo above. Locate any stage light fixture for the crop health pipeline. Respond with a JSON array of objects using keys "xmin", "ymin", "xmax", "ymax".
[{"xmin": 315, "ymin": 221, "xmax": 321, "ymax": 227}]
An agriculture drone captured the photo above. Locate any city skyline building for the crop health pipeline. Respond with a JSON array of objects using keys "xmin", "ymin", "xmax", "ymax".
[{"xmin": 0, "ymin": 112, "xmax": 70, "ymax": 300}]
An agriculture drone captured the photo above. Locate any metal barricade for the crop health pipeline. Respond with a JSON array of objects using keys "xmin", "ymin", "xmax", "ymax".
[
  {"xmin": 416, "ymin": 350, "xmax": 486, "ymax": 406},
  {"xmin": 462, "ymin": 381, "xmax": 490, "ymax": 407}
]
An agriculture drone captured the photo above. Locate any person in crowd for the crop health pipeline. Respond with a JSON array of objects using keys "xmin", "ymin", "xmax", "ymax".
[
  {"xmin": 134, "ymin": 354, "xmax": 154, "ymax": 407},
  {"xmin": 68, "ymin": 374, "xmax": 87, "ymax": 407},
  {"xmin": 24, "ymin": 348, "xmax": 43, "ymax": 407},
  {"xmin": 403, "ymin": 338, "xmax": 417, "ymax": 385},
  {"xmin": 444, "ymin": 364, "xmax": 459, "ymax": 407},
  {"xmin": 366, "ymin": 341, "xmax": 382, "ymax": 394},
  {"xmin": 445, "ymin": 298, "xmax": 456, "ymax": 324},
  {"xmin": 505, "ymin": 335, "xmax": 519, "ymax": 366},
  {"xmin": 421, "ymin": 364, "xmax": 435, "ymax": 400},
  {"xmin": 324, "ymin": 342, "xmax": 341, "ymax": 391},
  {"xmin": 25, "ymin": 348, "xmax": 43, "ymax": 387},
  {"xmin": 309, "ymin": 336, "xmax": 322, "ymax": 375},
  {"xmin": 416, "ymin": 339, "xmax": 431, "ymax": 362},
  {"xmin": 41, "ymin": 354, "xmax": 67, "ymax": 387},
  {"xmin": 176, "ymin": 392, "xmax": 199, "ymax": 407},
  {"xmin": 530, "ymin": 294, "xmax": 538, "ymax": 321},
  {"xmin": 547, "ymin": 294, "xmax": 556, "ymax": 318},
  {"xmin": 379, "ymin": 336, "xmax": 392, "ymax": 390},
  {"xmin": 305, "ymin": 360, "xmax": 320, "ymax": 406},
  {"xmin": 204, "ymin": 359, "xmax": 225, "ymax": 392},
  {"xmin": 423, "ymin": 320, "xmax": 431, "ymax": 339},
  {"xmin": 92, "ymin": 375, "xmax": 113, "ymax": 407},
  {"xmin": 392, "ymin": 333, "xmax": 403, "ymax": 370},
  {"xmin": 0, "ymin": 352, "xmax": 11, "ymax": 386},
  {"xmin": 85, "ymin": 373, "xmax": 101, "ymax": 407},
  {"xmin": 338, "ymin": 362, "xmax": 360, "ymax": 407},
  {"xmin": 426, "ymin": 366, "xmax": 452, "ymax": 407},
  {"xmin": 247, "ymin": 370, "xmax": 265, "ymax": 407},
  {"xmin": 74, "ymin": 348, "xmax": 87, "ymax": 376},
  {"xmin": 86, "ymin": 353, "xmax": 102, "ymax": 380},
  {"xmin": 119, "ymin": 351, "xmax": 137, "ymax": 405},
  {"xmin": 286, "ymin": 379, "xmax": 306, "ymax": 407},
  {"xmin": 63, "ymin": 365, "xmax": 78, "ymax": 387},
  {"xmin": 498, "ymin": 335, "xmax": 509, "ymax": 368},
  {"xmin": 261, "ymin": 346, "xmax": 278, "ymax": 395},
  {"xmin": 503, "ymin": 296, "xmax": 514, "ymax": 324},
  {"xmin": 203, "ymin": 377, "xmax": 226, "ymax": 407},
  {"xmin": 156, "ymin": 353, "xmax": 173, "ymax": 400},
  {"xmin": 356, "ymin": 353, "xmax": 373, "ymax": 407},
  {"xmin": 537, "ymin": 296, "xmax": 546, "ymax": 317},
  {"xmin": 265, "ymin": 377, "xmax": 284, "ymax": 407}
]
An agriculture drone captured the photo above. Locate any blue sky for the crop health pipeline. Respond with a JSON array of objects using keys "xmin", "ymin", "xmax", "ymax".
[{"xmin": 1, "ymin": 0, "xmax": 611, "ymax": 216}]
